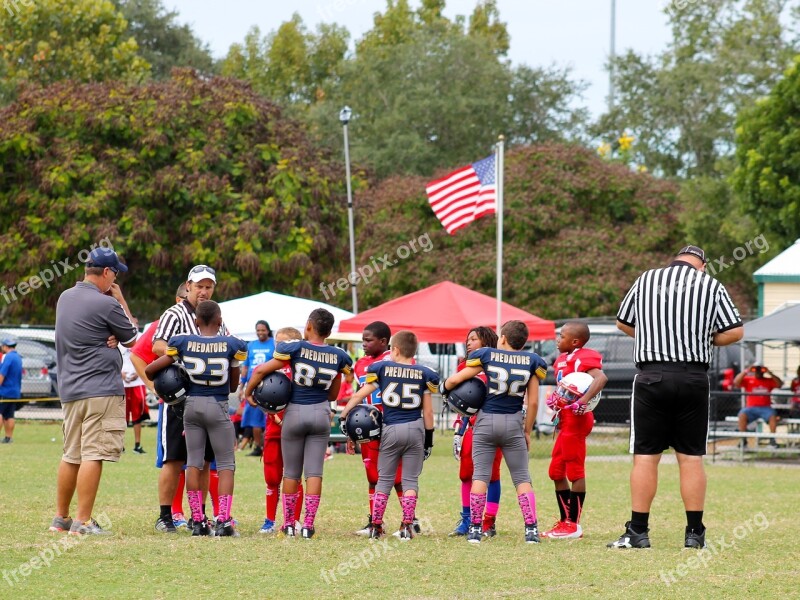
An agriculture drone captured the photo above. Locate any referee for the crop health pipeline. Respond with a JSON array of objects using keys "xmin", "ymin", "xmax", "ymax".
[
  {"xmin": 151, "ymin": 265, "xmax": 229, "ymax": 533},
  {"xmin": 608, "ymin": 245, "xmax": 743, "ymax": 550}
]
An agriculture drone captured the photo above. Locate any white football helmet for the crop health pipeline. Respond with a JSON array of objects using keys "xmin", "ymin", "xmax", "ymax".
[{"xmin": 553, "ymin": 371, "xmax": 601, "ymax": 412}]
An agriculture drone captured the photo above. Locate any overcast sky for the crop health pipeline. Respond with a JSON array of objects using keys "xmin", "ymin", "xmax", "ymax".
[{"xmin": 167, "ymin": 0, "xmax": 673, "ymax": 118}]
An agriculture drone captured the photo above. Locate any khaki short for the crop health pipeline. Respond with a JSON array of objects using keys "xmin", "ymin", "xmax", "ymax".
[{"xmin": 62, "ymin": 396, "xmax": 126, "ymax": 464}]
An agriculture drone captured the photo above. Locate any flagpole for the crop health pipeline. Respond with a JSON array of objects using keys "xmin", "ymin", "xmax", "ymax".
[{"xmin": 496, "ymin": 135, "xmax": 504, "ymax": 333}]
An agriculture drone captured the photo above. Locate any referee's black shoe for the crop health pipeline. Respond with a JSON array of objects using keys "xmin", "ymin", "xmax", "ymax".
[
  {"xmin": 684, "ymin": 527, "xmax": 706, "ymax": 549},
  {"xmin": 607, "ymin": 521, "xmax": 651, "ymax": 549}
]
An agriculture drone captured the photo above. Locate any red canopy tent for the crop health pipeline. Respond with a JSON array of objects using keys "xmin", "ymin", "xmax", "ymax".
[{"xmin": 338, "ymin": 281, "xmax": 555, "ymax": 342}]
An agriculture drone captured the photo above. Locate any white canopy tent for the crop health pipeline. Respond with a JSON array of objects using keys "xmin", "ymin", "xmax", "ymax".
[{"xmin": 218, "ymin": 291, "xmax": 353, "ymax": 340}]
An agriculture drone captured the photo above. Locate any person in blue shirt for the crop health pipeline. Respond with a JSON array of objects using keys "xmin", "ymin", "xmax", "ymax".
[
  {"xmin": 0, "ymin": 337, "xmax": 23, "ymax": 444},
  {"xmin": 244, "ymin": 308, "xmax": 353, "ymax": 539},
  {"xmin": 238, "ymin": 320, "xmax": 275, "ymax": 457}
]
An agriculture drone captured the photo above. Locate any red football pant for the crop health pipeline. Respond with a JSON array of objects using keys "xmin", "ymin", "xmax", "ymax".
[
  {"xmin": 549, "ymin": 433, "xmax": 589, "ymax": 482},
  {"xmin": 263, "ymin": 434, "xmax": 303, "ymax": 522},
  {"xmin": 460, "ymin": 426, "xmax": 502, "ymax": 482}
]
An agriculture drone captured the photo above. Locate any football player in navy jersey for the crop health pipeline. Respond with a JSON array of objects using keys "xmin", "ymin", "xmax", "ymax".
[
  {"xmin": 146, "ymin": 301, "xmax": 247, "ymax": 537},
  {"xmin": 442, "ymin": 320, "xmax": 548, "ymax": 544},
  {"xmin": 340, "ymin": 331, "xmax": 438, "ymax": 540},
  {"xmin": 245, "ymin": 308, "xmax": 352, "ymax": 539}
]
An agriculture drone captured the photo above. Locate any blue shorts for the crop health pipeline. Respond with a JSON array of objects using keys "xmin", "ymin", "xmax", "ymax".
[
  {"xmin": 738, "ymin": 406, "xmax": 775, "ymax": 423},
  {"xmin": 241, "ymin": 402, "xmax": 267, "ymax": 429}
]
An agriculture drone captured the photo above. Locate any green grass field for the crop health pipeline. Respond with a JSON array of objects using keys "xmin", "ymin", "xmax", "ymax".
[{"xmin": 2, "ymin": 422, "xmax": 798, "ymax": 599}]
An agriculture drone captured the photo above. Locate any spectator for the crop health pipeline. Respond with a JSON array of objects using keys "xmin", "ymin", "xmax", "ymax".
[
  {"xmin": 335, "ymin": 371, "xmax": 356, "ymax": 408},
  {"xmin": 0, "ymin": 337, "xmax": 23, "ymax": 443},
  {"xmin": 238, "ymin": 320, "xmax": 275, "ymax": 457},
  {"xmin": 734, "ymin": 364, "xmax": 783, "ymax": 449},
  {"xmin": 609, "ymin": 245, "xmax": 743, "ymax": 551},
  {"xmin": 790, "ymin": 366, "xmax": 800, "ymax": 418},
  {"xmin": 121, "ymin": 323, "xmax": 149, "ymax": 454},
  {"xmin": 50, "ymin": 248, "xmax": 137, "ymax": 536}
]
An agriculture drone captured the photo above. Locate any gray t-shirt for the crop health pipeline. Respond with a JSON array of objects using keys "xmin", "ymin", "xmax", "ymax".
[{"xmin": 55, "ymin": 281, "xmax": 138, "ymax": 403}]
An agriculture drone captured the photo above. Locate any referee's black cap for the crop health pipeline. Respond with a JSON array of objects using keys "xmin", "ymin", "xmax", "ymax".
[{"xmin": 677, "ymin": 245, "xmax": 708, "ymax": 264}]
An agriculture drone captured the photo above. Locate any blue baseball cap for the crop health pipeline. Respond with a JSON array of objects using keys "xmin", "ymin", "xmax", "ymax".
[
  {"xmin": 86, "ymin": 248, "xmax": 128, "ymax": 273},
  {"xmin": 1, "ymin": 337, "xmax": 17, "ymax": 346}
]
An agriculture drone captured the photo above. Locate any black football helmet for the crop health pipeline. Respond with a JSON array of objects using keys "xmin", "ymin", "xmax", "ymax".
[
  {"xmin": 344, "ymin": 405, "xmax": 383, "ymax": 443},
  {"xmin": 253, "ymin": 371, "xmax": 292, "ymax": 414},
  {"xmin": 154, "ymin": 365, "xmax": 190, "ymax": 405},
  {"xmin": 447, "ymin": 378, "xmax": 487, "ymax": 417}
]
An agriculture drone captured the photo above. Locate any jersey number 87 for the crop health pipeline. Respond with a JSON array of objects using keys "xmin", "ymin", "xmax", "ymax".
[{"xmin": 294, "ymin": 362, "xmax": 338, "ymax": 390}]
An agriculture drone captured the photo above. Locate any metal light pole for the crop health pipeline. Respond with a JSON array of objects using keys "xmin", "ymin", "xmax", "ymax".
[
  {"xmin": 609, "ymin": 0, "xmax": 616, "ymax": 111},
  {"xmin": 339, "ymin": 106, "xmax": 358, "ymax": 314}
]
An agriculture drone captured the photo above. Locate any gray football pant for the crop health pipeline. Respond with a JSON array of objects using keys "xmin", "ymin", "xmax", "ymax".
[
  {"xmin": 281, "ymin": 402, "xmax": 331, "ymax": 480},
  {"xmin": 376, "ymin": 419, "xmax": 425, "ymax": 495},
  {"xmin": 183, "ymin": 396, "xmax": 236, "ymax": 471},
  {"xmin": 472, "ymin": 411, "xmax": 531, "ymax": 487}
]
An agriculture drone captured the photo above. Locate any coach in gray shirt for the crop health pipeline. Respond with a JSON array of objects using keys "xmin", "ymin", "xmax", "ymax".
[
  {"xmin": 608, "ymin": 245, "xmax": 743, "ymax": 551},
  {"xmin": 50, "ymin": 248, "xmax": 138, "ymax": 536}
]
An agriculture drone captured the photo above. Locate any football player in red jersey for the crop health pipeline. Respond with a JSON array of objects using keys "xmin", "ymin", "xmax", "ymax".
[
  {"xmin": 541, "ymin": 322, "xmax": 607, "ymax": 540},
  {"xmin": 351, "ymin": 321, "xmax": 405, "ymax": 535},
  {"xmin": 259, "ymin": 327, "xmax": 304, "ymax": 533}
]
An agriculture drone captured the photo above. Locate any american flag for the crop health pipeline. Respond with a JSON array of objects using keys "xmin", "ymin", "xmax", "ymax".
[{"xmin": 425, "ymin": 155, "xmax": 496, "ymax": 235}]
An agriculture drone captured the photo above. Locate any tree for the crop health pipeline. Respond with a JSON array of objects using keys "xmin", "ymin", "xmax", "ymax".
[
  {"xmin": 0, "ymin": 70, "xmax": 350, "ymax": 322},
  {"xmin": 352, "ymin": 143, "xmax": 692, "ymax": 318},
  {"xmin": 113, "ymin": 0, "xmax": 215, "ymax": 79},
  {"xmin": 594, "ymin": 0, "xmax": 795, "ymax": 178},
  {"xmin": 0, "ymin": 0, "xmax": 149, "ymax": 103},
  {"xmin": 733, "ymin": 55, "xmax": 800, "ymax": 249}
]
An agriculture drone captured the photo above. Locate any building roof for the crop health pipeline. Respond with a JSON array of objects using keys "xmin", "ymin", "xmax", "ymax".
[{"xmin": 754, "ymin": 239, "xmax": 800, "ymax": 281}]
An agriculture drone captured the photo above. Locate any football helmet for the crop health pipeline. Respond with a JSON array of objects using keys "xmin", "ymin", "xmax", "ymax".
[
  {"xmin": 154, "ymin": 365, "xmax": 190, "ymax": 405},
  {"xmin": 552, "ymin": 371, "xmax": 601, "ymax": 412},
  {"xmin": 345, "ymin": 405, "xmax": 383, "ymax": 443},
  {"xmin": 446, "ymin": 378, "xmax": 487, "ymax": 417},
  {"xmin": 253, "ymin": 371, "xmax": 292, "ymax": 414}
]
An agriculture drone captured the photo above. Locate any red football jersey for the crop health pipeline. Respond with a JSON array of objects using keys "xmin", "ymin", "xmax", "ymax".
[
  {"xmin": 353, "ymin": 350, "xmax": 392, "ymax": 406},
  {"xmin": 131, "ymin": 320, "xmax": 159, "ymax": 365},
  {"xmin": 740, "ymin": 375, "xmax": 779, "ymax": 408},
  {"xmin": 553, "ymin": 347, "xmax": 603, "ymax": 430}
]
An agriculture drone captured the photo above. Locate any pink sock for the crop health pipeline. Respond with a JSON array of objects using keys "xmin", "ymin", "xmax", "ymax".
[
  {"xmin": 218, "ymin": 494, "xmax": 233, "ymax": 522},
  {"xmin": 187, "ymin": 490, "xmax": 203, "ymax": 522},
  {"xmin": 517, "ymin": 491, "xmax": 538, "ymax": 526},
  {"xmin": 470, "ymin": 492, "xmax": 487, "ymax": 525},
  {"xmin": 461, "ymin": 481, "xmax": 471, "ymax": 509},
  {"xmin": 400, "ymin": 495, "xmax": 417, "ymax": 524},
  {"xmin": 282, "ymin": 492, "xmax": 299, "ymax": 528},
  {"xmin": 303, "ymin": 494, "xmax": 321, "ymax": 529},
  {"xmin": 486, "ymin": 501, "xmax": 499, "ymax": 517},
  {"xmin": 372, "ymin": 492, "xmax": 389, "ymax": 525}
]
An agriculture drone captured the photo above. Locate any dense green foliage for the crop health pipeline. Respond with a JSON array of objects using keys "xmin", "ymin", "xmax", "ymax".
[
  {"xmin": 734, "ymin": 55, "xmax": 800, "ymax": 249},
  {"xmin": 0, "ymin": 71, "xmax": 350, "ymax": 322},
  {"xmin": 353, "ymin": 143, "xmax": 683, "ymax": 319},
  {"xmin": 0, "ymin": 0, "xmax": 149, "ymax": 103}
]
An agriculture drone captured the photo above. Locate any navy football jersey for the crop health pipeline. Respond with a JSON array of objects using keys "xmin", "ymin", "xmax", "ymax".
[
  {"xmin": 274, "ymin": 340, "xmax": 353, "ymax": 405},
  {"xmin": 166, "ymin": 334, "xmax": 248, "ymax": 400},
  {"xmin": 365, "ymin": 361, "xmax": 439, "ymax": 425},
  {"xmin": 466, "ymin": 347, "xmax": 547, "ymax": 414}
]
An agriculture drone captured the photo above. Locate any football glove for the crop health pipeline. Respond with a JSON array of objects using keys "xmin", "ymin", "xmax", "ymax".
[
  {"xmin": 438, "ymin": 381, "xmax": 450, "ymax": 398},
  {"xmin": 338, "ymin": 416, "xmax": 348, "ymax": 437},
  {"xmin": 568, "ymin": 401, "xmax": 588, "ymax": 416},
  {"xmin": 424, "ymin": 428, "xmax": 434, "ymax": 461},
  {"xmin": 545, "ymin": 392, "xmax": 560, "ymax": 411},
  {"xmin": 453, "ymin": 434, "xmax": 462, "ymax": 461}
]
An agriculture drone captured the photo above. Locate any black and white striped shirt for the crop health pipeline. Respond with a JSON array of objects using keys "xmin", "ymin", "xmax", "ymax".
[
  {"xmin": 153, "ymin": 300, "xmax": 229, "ymax": 343},
  {"xmin": 617, "ymin": 261, "xmax": 742, "ymax": 366}
]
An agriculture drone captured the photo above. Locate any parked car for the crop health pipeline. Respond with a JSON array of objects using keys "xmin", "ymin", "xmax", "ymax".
[
  {"xmin": 14, "ymin": 338, "xmax": 58, "ymax": 397},
  {"xmin": 20, "ymin": 356, "xmax": 52, "ymax": 398},
  {"xmin": 542, "ymin": 323, "xmax": 754, "ymax": 424}
]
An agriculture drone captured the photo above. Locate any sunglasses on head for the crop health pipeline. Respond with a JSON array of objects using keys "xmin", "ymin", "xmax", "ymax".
[{"xmin": 189, "ymin": 265, "xmax": 215, "ymax": 275}]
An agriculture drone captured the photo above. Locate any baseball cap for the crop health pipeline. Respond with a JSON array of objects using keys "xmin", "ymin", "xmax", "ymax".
[
  {"xmin": 677, "ymin": 245, "xmax": 708, "ymax": 264},
  {"xmin": 187, "ymin": 265, "xmax": 216, "ymax": 283},
  {"xmin": 1, "ymin": 337, "xmax": 17, "ymax": 346},
  {"xmin": 86, "ymin": 247, "xmax": 128, "ymax": 273}
]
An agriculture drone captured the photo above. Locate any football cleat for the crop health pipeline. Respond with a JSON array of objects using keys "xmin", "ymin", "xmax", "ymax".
[
  {"xmin": 542, "ymin": 520, "xmax": 582, "ymax": 539},
  {"xmin": 171, "ymin": 513, "xmax": 188, "ymax": 529},
  {"xmin": 49, "ymin": 515, "xmax": 73, "ymax": 533},
  {"xmin": 355, "ymin": 515, "xmax": 373, "ymax": 536},
  {"xmin": 524, "ymin": 522, "xmax": 540, "ymax": 544},
  {"xmin": 399, "ymin": 522, "xmax": 414, "ymax": 541},
  {"xmin": 482, "ymin": 523, "xmax": 497, "ymax": 538},
  {"xmin": 301, "ymin": 526, "xmax": 315, "ymax": 540},
  {"xmin": 191, "ymin": 517, "xmax": 212, "ymax": 537},
  {"xmin": 467, "ymin": 524, "xmax": 482, "ymax": 544},
  {"xmin": 412, "ymin": 518, "xmax": 421, "ymax": 535},
  {"xmin": 214, "ymin": 518, "xmax": 238, "ymax": 537},
  {"xmin": 259, "ymin": 518, "xmax": 276, "ymax": 534},
  {"xmin": 607, "ymin": 521, "xmax": 651, "ymax": 549},
  {"xmin": 368, "ymin": 523, "xmax": 384, "ymax": 539},
  {"xmin": 449, "ymin": 514, "xmax": 471, "ymax": 537},
  {"xmin": 482, "ymin": 515, "xmax": 497, "ymax": 538},
  {"xmin": 155, "ymin": 516, "xmax": 177, "ymax": 534},
  {"xmin": 684, "ymin": 527, "xmax": 706, "ymax": 550},
  {"xmin": 281, "ymin": 524, "xmax": 296, "ymax": 538}
]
